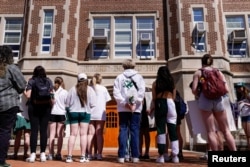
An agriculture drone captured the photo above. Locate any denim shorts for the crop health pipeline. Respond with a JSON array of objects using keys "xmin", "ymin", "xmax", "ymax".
[
  {"xmin": 67, "ymin": 112, "xmax": 90, "ymax": 124},
  {"xmin": 198, "ymin": 93, "xmax": 225, "ymax": 112},
  {"xmin": 241, "ymin": 116, "xmax": 250, "ymax": 122}
]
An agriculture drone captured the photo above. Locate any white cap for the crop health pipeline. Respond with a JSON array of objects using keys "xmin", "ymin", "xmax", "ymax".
[{"xmin": 78, "ymin": 73, "xmax": 87, "ymax": 81}]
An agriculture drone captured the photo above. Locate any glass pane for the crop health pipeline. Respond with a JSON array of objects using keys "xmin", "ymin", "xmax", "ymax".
[
  {"xmin": 193, "ymin": 8, "xmax": 204, "ymax": 22},
  {"xmin": 226, "ymin": 16, "xmax": 244, "ymax": 28},
  {"xmin": 137, "ymin": 17, "xmax": 154, "ymax": 29},
  {"xmin": 115, "ymin": 51, "xmax": 131, "ymax": 57},
  {"xmin": 137, "ymin": 50, "xmax": 154, "ymax": 56},
  {"xmin": 42, "ymin": 38, "xmax": 51, "ymax": 45},
  {"xmin": 42, "ymin": 46, "xmax": 50, "ymax": 52},
  {"xmin": 115, "ymin": 31, "xmax": 131, "ymax": 42},
  {"xmin": 94, "ymin": 51, "xmax": 108, "ymax": 57},
  {"xmin": 5, "ymin": 19, "xmax": 23, "ymax": 30},
  {"xmin": 44, "ymin": 11, "xmax": 53, "ymax": 23},
  {"xmin": 43, "ymin": 25, "xmax": 52, "ymax": 36},
  {"xmin": 94, "ymin": 18, "xmax": 110, "ymax": 29},
  {"xmin": 4, "ymin": 32, "xmax": 21, "ymax": 43},
  {"xmin": 115, "ymin": 44, "xmax": 132, "ymax": 50},
  {"xmin": 115, "ymin": 18, "xmax": 132, "ymax": 29}
]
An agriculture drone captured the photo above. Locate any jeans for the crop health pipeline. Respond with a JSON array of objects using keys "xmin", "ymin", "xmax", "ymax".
[
  {"xmin": 118, "ymin": 112, "xmax": 141, "ymax": 158},
  {"xmin": 0, "ymin": 106, "xmax": 18, "ymax": 164}
]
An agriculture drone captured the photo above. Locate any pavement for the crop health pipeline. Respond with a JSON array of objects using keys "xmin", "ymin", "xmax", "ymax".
[{"xmin": 6, "ymin": 148, "xmax": 208, "ymax": 167}]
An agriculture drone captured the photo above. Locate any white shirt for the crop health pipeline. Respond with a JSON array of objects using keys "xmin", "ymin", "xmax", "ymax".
[
  {"xmin": 91, "ymin": 84, "xmax": 111, "ymax": 120},
  {"xmin": 66, "ymin": 86, "xmax": 96, "ymax": 114},
  {"xmin": 51, "ymin": 86, "xmax": 68, "ymax": 115}
]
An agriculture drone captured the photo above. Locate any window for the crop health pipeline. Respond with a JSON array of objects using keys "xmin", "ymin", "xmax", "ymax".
[
  {"xmin": 192, "ymin": 8, "xmax": 206, "ymax": 52},
  {"xmin": 4, "ymin": 18, "xmax": 23, "ymax": 60},
  {"xmin": 136, "ymin": 17, "xmax": 155, "ymax": 59},
  {"xmin": 92, "ymin": 15, "xmax": 156, "ymax": 59},
  {"xmin": 92, "ymin": 18, "xmax": 110, "ymax": 58},
  {"xmin": 226, "ymin": 16, "xmax": 246, "ymax": 57},
  {"xmin": 41, "ymin": 10, "xmax": 54, "ymax": 53}
]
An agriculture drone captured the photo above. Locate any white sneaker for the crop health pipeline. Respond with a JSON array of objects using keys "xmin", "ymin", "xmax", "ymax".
[
  {"xmin": 80, "ymin": 156, "xmax": 89, "ymax": 163},
  {"xmin": 97, "ymin": 154, "xmax": 102, "ymax": 160},
  {"xmin": 40, "ymin": 152, "xmax": 46, "ymax": 162},
  {"xmin": 117, "ymin": 158, "xmax": 125, "ymax": 163},
  {"xmin": 172, "ymin": 155, "xmax": 179, "ymax": 163},
  {"xmin": 66, "ymin": 155, "xmax": 73, "ymax": 163},
  {"xmin": 46, "ymin": 154, "xmax": 53, "ymax": 160},
  {"xmin": 125, "ymin": 154, "xmax": 130, "ymax": 162},
  {"xmin": 26, "ymin": 153, "xmax": 36, "ymax": 163},
  {"xmin": 156, "ymin": 155, "xmax": 164, "ymax": 163},
  {"xmin": 132, "ymin": 158, "xmax": 139, "ymax": 163}
]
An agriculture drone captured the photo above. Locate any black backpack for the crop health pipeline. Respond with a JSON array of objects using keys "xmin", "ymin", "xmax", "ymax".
[{"xmin": 32, "ymin": 77, "xmax": 51, "ymax": 104}]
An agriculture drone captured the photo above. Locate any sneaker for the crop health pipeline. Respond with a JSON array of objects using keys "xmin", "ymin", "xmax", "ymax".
[
  {"xmin": 132, "ymin": 158, "xmax": 139, "ymax": 163},
  {"xmin": 26, "ymin": 153, "xmax": 36, "ymax": 163},
  {"xmin": 79, "ymin": 156, "xmax": 89, "ymax": 163},
  {"xmin": 10, "ymin": 154, "xmax": 18, "ymax": 160},
  {"xmin": 178, "ymin": 153, "xmax": 184, "ymax": 160},
  {"xmin": 199, "ymin": 153, "xmax": 208, "ymax": 160},
  {"xmin": 125, "ymin": 154, "xmax": 130, "ymax": 162},
  {"xmin": 172, "ymin": 155, "xmax": 179, "ymax": 163},
  {"xmin": 46, "ymin": 154, "xmax": 53, "ymax": 160},
  {"xmin": 117, "ymin": 158, "xmax": 125, "ymax": 163},
  {"xmin": 88, "ymin": 154, "xmax": 93, "ymax": 160},
  {"xmin": 40, "ymin": 152, "xmax": 46, "ymax": 162},
  {"xmin": 66, "ymin": 155, "xmax": 73, "ymax": 163},
  {"xmin": 0, "ymin": 163, "xmax": 11, "ymax": 167},
  {"xmin": 164, "ymin": 154, "xmax": 170, "ymax": 162},
  {"xmin": 156, "ymin": 155, "xmax": 164, "ymax": 163},
  {"xmin": 96, "ymin": 154, "xmax": 102, "ymax": 160},
  {"xmin": 142, "ymin": 154, "xmax": 150, "ymax": 159},
  {"xmin": 55, "ymin": 154, "xmax": 62, "ymax": 161}
]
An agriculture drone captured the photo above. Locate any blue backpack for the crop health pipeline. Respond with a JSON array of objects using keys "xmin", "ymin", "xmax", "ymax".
[{"xmin": 175, "ymin": 91, "xmax": 187, "ymax": 119}]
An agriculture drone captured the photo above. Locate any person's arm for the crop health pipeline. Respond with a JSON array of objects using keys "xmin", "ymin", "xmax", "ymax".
[
  {"xmin": 192, "ymin": 70, "xmax": 200, "ymax": 96},
  {"xmin": 150, "ymin": 81, "xmax": 156, "ymax": 113},
  {"xmin": 218, "ymin": 70, "xmax": 229, "ymax": 93}
]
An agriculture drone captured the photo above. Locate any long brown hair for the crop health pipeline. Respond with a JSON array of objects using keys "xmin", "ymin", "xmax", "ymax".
[{"xmin": 76, "ymin": 79, "xmax": 88, "ymax": 107}]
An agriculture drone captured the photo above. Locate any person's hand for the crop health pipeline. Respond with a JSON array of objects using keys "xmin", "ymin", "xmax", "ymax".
[{"xmin": 125, "ymin": 103, "xmax": 136, "ymax": 112}]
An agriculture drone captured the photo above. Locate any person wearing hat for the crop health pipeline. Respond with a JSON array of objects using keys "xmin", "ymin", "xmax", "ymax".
[{"xmin": 65, "ymin": 73, "xmax": 97, "ymax": 163}]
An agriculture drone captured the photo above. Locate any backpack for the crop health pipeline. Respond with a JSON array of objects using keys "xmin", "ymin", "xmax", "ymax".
[
  {"xmin": 175, "ymin": 92, "xmax": 187, "ymax": 119},
  {"xmin": 199, "ymin": 68, "xmax": 227, "ymax": 99},
  {"xmin": 32, "ymin": 78, "xmax": 52, "ymax": 104}
]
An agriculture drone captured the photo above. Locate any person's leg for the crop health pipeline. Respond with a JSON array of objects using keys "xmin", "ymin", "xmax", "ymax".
[
  {"xmin": 79, "ymin": 122, "xmax": 89, "ymax": 157},
  {"xmin": 130, "ymin": 112, "xmax": 141, "ymax": 161},
  {"xmin": 13, "ymin": 130, "xmax": 23, "ymax": 158},
  {"xmin": 56, "ymin": 122, "xmax": 65, "ymax": 158},
  {"xmin": 118, "ymin": 112, "xmax": 129, "ymax": 162},
  {"xmin": 95, "ymin": 120, "xmax": 105, "ymax": 159},
  {"xmin": 143, "ymin": 127, "xmax": 150, "ymax": 157},
  {"xmin": 87, "ymin": 121, "xmax": 95, "ymax": 158},
  {"xmin": 48, "ymin": 122, "xmax": 56, "ymax": 157},
  {"xmin": 214, "ymin": 111, "xmax": 237, "ymax": 151},
  {"xmin": 176, "ymin": 124, "xmax": 184, "ymax": 159},
  {"xmin": 139, "ymin": 128, "xmax": 144, "ymax": 157},
  {"xmin": 200, "ymin": 110, "xmax": 219, "ymax": 151},
  {"xmin": 39, "ymin": 107, "xmax": 51, "ymax": 153},
  {"xmin": 67, "ymin": 123, "xmax": 79, "ymax": 156},
  {"xmin": 23, "ymin": 130, "xmax": 30, "ymax": 159}
]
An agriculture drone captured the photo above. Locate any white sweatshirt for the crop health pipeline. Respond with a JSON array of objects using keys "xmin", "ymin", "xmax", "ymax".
[
  {"xmin": 51, "ymin": 86, "xmax": 68, "ymax": 115},
  {"xmin": 113, "ymin": 69, "xmax": 145, "ymax": 113}
]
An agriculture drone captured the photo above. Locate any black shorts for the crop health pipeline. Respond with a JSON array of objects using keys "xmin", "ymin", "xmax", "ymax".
[{"xmin": 49, "ymin": 114, "xmax": 66, "ymax": 123}]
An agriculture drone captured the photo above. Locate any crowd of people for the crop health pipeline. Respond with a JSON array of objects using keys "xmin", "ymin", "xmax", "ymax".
[{"xmin": 1, "ymin": 46, "xmax": 249, "ymax": 167}]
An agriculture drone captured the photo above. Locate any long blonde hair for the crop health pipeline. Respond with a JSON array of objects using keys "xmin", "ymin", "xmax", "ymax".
[
  {"xmin": 90, "ymin": 73, "xmax": 102, "ymax": 90},
  {"xmin": 76, "ymin": 79, "xmax": 88, "ymax": 107}
]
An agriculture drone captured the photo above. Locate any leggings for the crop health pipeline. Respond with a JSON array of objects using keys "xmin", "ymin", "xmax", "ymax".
[{"xmin": 28, "ymin": 104, "xmax": 51, "ymax": 153}]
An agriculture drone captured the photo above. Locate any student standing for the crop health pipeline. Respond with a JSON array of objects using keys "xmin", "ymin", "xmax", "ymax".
[
  {"xmin": 87, "ymin": 73, "xmax": 111, "ymax": 160},
  {"xmin": 191, "ymin": 54, "xmax": 236, "ymax": 151},
  {"xmin": 113, "ymin": 59, "xmax": 145, "ymax": 163},
  {"xmin": 0, "ymin": 46, "xmax": 26, "ymax": 167},
  {"xmin": 25, "ymin": 66, "xmax": 54, "ymax": 162},
  {"xmin": 47, "ymin": 77, "xmax": 68, "ymax": 160},
  {"xmin": 65, "ymin": 73, "xmax": 96, "ymax": 163},
  {"xmin": 150, "ymin": 66, "xmax": 179, "ymax": 163}
]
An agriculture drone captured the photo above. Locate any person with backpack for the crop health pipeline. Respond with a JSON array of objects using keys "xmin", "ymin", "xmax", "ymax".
[
  {"xmin": 113, "ymin": 59, "xmax": 145, "ymax": 163},
  {"xmin": 25, "ymin": 66, "xmax": 54, "ymax": 162},
  {"xmin": 0, "ymin": 45, "xmax": 26, "ymax": 167},
  {"xmin": 191, "ymin": 54, "xmax": 236, "ymax": 151},
  {"xmin": 47, "ymin": 77, "xmax": 68, "ymax": 161}
]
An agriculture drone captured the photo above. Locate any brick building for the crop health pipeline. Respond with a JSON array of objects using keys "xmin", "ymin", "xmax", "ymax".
[{"xmin": 0, "ymin": 0, "xmax": 250, "ymax": 149}]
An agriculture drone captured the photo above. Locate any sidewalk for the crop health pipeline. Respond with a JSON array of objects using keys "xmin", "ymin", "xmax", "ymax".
[{"xmin": 6, "ymin": 148, "xmax": 208, "ymax": 167}]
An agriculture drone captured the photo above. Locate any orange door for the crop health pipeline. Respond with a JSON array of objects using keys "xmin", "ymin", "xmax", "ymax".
[{"xmin": 104, "ymin": 104, "xmax": 157, "ymax": 148}]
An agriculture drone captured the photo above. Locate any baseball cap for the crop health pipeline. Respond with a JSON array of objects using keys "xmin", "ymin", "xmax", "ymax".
[{"xmin": 78, "ymin": 73, "xmax": 87, "ymax": 81}]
